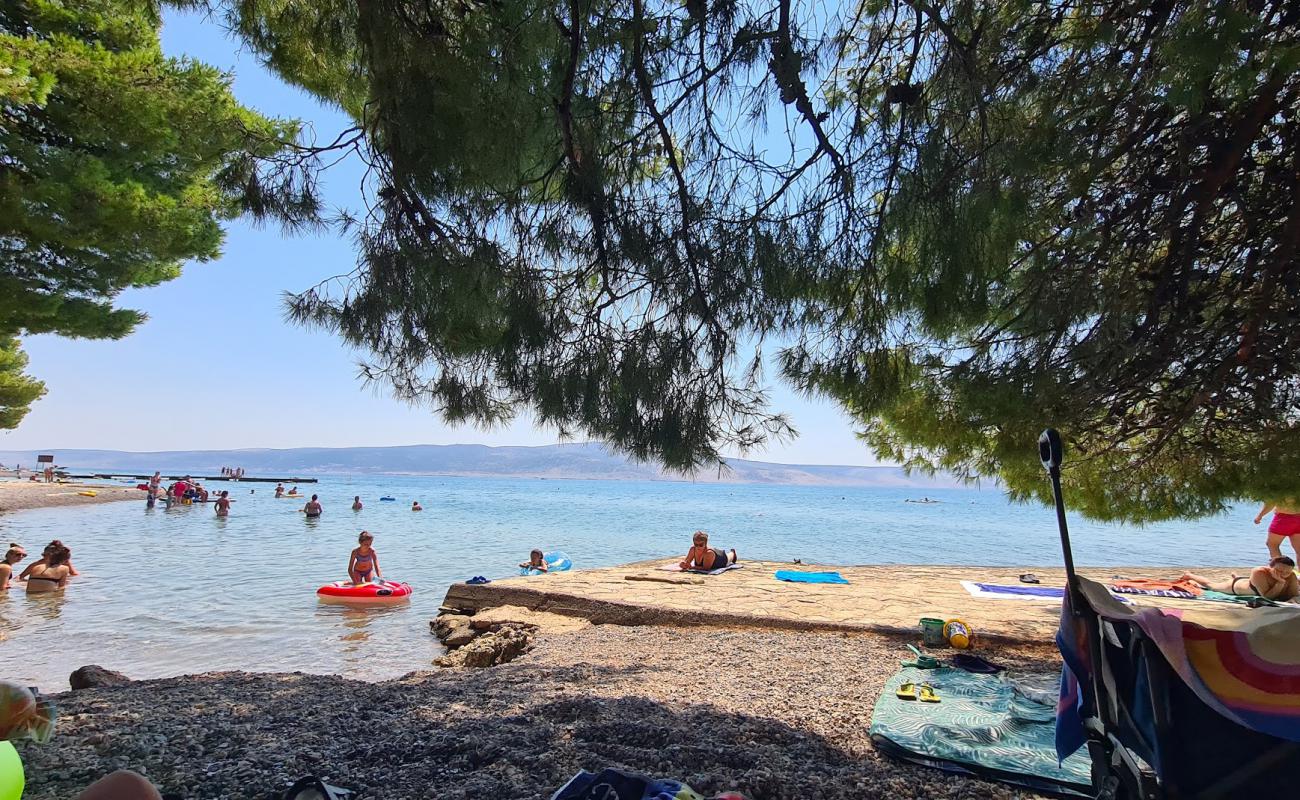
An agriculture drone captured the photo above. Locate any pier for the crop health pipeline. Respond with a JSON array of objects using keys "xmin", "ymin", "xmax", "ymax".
[{"xmin": 441, "ymin": 558, "xmax": 1244, "ymax": 644}]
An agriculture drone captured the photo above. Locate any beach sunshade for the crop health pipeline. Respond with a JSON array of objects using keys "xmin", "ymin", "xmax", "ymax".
[
  {"xmin": 1057, "ymin": 576, "xmax": 1300, "ymax": 799},
  {"xmin": 870, "ymin": 666, "xmax": 1091, "ymax": 797}
]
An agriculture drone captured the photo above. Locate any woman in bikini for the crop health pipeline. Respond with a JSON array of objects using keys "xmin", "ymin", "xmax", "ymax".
[
  {"xmin": 1182, "ymin": 557, "xmax": 1299, "ymax": 602},
  {"xmin": 0, "ymin": 544, "xmax": 26, "ymax": 590},
  {"xmin": 679, "ymin": 531, "xmax": 738, "ymax": 571},
  {"xmin": 26, "ymin": 544, "xmax": 73, "ymax": 594},
  {"xmin": 348, "ymin": 531, "xmax": 382, "ymax": 585},
  {"xmin": 19, "ymin": 540, "xmax": 78, "ymax": 581},
  {"xmin": 1257, "ymin": 498, "xmax": 1300, "ymax": 562}
]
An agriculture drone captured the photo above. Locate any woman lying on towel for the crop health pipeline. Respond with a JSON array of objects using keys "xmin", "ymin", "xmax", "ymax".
[
  {"xmin": 679, "ymin": 531, "xmax": 738, "ymax": 572},
  {"xmin": 1181, "ymin": 557, "xmax": 1299, "ymax": 602}
]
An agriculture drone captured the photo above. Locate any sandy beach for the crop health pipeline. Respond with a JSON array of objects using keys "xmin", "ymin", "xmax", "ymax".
[
  {"xmin": 18, "ymin": 624, "xmax": 1059, "ymax": 800},
  {"xmin": 0, "ymin": 479, "xmax": 141, "ymax": 514}
]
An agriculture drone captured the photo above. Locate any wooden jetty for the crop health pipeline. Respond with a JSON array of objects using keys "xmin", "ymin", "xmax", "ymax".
[{"xmin": 62, "ymin": 473, "xmax": 318, "ymax": 484}]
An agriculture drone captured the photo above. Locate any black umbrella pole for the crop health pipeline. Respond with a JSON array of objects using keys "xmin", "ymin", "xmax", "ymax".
[{"xmin": 1048, "ymin": 466, "xmax": 1082, "ymax": 611}]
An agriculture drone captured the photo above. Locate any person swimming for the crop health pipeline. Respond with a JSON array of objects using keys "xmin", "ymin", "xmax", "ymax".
[
  {"xmin": 348, "ymin": 531, "xmax": 382, "ymax": 585},
  {"xmin": 352, "ymin": 496, "xmax": 363, "ymax": 511},
  {"xmin": 679, "ymin": 531, "xmax": 738, "ymax": 572},
  {"xmin": 412, "ymin": 501, "xmax": 423, "ymax": 512},
  {"xmin": 520, "ymin": 549, "xmax": 547, "ymax": 572}
]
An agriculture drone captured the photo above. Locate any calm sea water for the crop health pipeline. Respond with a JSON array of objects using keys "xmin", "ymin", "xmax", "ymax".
[{"xmin": 0, "ymin": 475, "xmax": 1262, "ymax": 690}]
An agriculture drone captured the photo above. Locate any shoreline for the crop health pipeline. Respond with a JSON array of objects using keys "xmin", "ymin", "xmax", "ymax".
[
  {"xmin": 0, "ymin": 478, "xmax": 142, "ymax": 515},
  {"xmin": 19, "ymin": 625, "xmax": 1058, "ymax": 800}
]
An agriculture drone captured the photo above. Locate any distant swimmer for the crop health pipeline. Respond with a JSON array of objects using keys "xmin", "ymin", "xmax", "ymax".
[
  {"xmin": 274, "ymin": 483, "xmax": 285, "ymax": 498},
  {"xmin": 215, "ymin": 490, "xmax": 231, "ymax": 517},
  {"xmin": 303, "ymin": 494, "xmax": 322, "ymax": 518},
  {"xmin": 352, "ymin": 496, "xmax": 363, "ymax": 511},
  {"xmin": 412, "ymin": 501, "xmax": 423, "ymax": 512}
]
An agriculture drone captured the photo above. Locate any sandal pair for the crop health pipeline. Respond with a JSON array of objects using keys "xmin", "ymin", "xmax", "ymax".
[{"xmin": 895, "ymin": 682, "xmax": 940, "ymax": 702}]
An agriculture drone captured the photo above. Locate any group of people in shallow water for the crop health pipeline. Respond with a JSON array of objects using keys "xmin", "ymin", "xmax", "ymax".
[
  {"xmin": 0, "ymin": 539, "xmax": 78, "ymax": 593},
  {"xmin": 1180, "ymin": 500, "xmax": 1300, "ymax": 602}
]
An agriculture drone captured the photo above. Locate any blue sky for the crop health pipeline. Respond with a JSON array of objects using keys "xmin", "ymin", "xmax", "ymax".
[{"xmin": 0, "ymin": 9, "xmax": 879, "ymax": 467}]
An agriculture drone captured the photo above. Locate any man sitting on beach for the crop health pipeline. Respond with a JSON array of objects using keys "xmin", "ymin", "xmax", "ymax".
[{"xmin": 1182, "ymin": 557, "xmax": 1299, "ymax": 602}]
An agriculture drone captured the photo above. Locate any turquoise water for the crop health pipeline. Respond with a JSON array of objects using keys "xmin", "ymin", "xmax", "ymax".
[{"xmin": 0, "ymin": 475, "xmax": 1263, "ymax": 690}]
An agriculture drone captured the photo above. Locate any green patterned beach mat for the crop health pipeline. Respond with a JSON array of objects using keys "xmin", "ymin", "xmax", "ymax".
[{"xmin": 870, "ymin": 666, "xmax": 1091, "ymax": 797}]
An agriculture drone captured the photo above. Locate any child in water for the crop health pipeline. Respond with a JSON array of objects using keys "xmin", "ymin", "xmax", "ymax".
[
  {"xmin": 348, "ymin": 531, "xmax": 382, "ymax": 585},
  {"xmin": 520, "ymin": 549, "xmax": 548, "ymax": 572},
  {"xmin": 679, "ymin": 531, "xmax": 738, "ymax": 572}
]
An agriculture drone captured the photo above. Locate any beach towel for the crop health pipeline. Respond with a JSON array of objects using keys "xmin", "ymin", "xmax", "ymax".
[
  {"xmin": 870, "ymin": 666, "xmax": 1090, "ymax": 796},
  {"xmin": 658, "ymin": 563, "xmax": 743, "ymax": 576},
  {"xmin": 550, "ymin": 768, "xmax": 748, "ymax": 800},
  {"xmin": 1108, "ymin": 578, "xmax": 1201, "ymax": 598},
  {"xmin": 961, "ymin": 581, "xmax": 1064, "ymax": 601},
  {"xmin": 774, "ymin": 570, "xmax": 848, "ymax": 584},
  {"xmin": 1057, "ymin": 577, "xmax": 1300, "ymax": 765}
]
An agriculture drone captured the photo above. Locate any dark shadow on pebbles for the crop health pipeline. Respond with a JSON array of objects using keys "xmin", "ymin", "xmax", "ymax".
[{"xmin": 18, "ymin": 628, "xmax": 1057, "ymax": 800}]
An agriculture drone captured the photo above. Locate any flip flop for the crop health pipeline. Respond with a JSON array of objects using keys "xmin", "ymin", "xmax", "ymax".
[
  {"xmin": 918, "ymin": 683, "xmax": 940, "ymax": 703},
  {"xmin": 465, "ymin": 576, "xmax": 491, "ymax": 585},
  {"xmin": 895, "ymin": 682, "xmax": 917, "ymax": 701},
  {"xmin": 1019, "ymin": 573, "xmax": 1041, "ymax": 584}
]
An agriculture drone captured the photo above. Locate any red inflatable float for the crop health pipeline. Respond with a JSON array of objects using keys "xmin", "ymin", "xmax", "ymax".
[{"xmin": 316, "ymin": 580, "xmax": 413, "ymax": 604}]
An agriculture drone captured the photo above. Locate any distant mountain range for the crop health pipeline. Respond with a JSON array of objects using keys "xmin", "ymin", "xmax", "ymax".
[{"xmin": 0, "ymin": 443, "xmax": 968, "ymax": 488}]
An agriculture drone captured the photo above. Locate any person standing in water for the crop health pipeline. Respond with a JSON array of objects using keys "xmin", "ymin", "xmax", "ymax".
[
  {"xmin": 302, "ymin": 494, "xmax": 322, "ymax": 518},
  {"xmin": 412, "ymin": 501, "xmax": 423, "ymax": 512},
  {"xmin": 214, "ymin": 491, "xmax": 231, "ymax": 517},
  {"xmin": 0, "ymin": 544, "xmax": 26, "ymax": 590},
  {"xmin": 1257, "ymin": 498, "xmax": 1300, "ymax": 562},
  {"xmin": 352, "ymin": 496, "xmax": 363, "ymax": 511},
  {"xmin": 274, "ymin": 483, "xmax": 285, "ymax": 498}
]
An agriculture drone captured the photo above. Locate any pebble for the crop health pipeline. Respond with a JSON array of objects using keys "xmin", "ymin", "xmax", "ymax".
[{"xmin": 19, "ymin": 627, "xmax": 1060, "ymax": 800}]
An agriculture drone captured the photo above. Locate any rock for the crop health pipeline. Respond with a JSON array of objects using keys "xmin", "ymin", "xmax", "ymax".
[
  {"xmin": 434, "ymin": 624, "xmax": 533, "ymax": 668},
  {"xmin": 432, "ymin": 614, "xmax": 475, "ymax": 645},
  {"xmin": 443, "ymin": 627, "xmax": 478, "ymax": 649},
  {"xmin": 69, "ymin": 665, "xmax": 130, "ymax": 690}
]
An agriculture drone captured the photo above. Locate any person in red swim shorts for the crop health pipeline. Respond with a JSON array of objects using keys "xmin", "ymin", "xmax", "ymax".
[{"xmin": 1257, "ymin": 498, "xmax": 1300, "ymax": 563}]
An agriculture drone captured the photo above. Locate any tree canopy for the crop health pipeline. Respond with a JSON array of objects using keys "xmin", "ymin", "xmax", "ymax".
[
  {"xmin": 0, "ymin": 0, "xmax": 319, "ymax": 428},
  {"xmin": 214, "ymin": 0, "xmax": 1296, "ymax": 521}
]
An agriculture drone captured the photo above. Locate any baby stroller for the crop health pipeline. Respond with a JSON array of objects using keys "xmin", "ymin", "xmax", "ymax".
[{"xmin": 1040, "ymin": 430, "xmax": 1300, "ymax": 800}]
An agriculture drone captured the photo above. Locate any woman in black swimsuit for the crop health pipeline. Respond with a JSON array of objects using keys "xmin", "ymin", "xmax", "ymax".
[
  {"xmin": 26, "ymin": 544, "xmax": 72, "ymax": 594},
  {"xmin": 1182, "ymin": 557, "xmax": 1299, "ymax": 602}
]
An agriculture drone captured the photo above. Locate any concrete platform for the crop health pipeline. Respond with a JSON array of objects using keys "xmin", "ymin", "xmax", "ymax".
[{"xmin": 442, "ymin": 559, "xmax": 1247, "ymax": 644}]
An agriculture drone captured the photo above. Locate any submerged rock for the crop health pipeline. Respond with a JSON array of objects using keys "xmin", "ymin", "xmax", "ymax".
[{"xmin": 69, "ymin": 665, "xmax": 131, "ymax": 691}]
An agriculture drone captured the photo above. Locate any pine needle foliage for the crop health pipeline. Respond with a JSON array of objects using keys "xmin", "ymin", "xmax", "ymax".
[{"xmin": 220, "ymin": 0, "xmax": 1297, "ymax": 520}]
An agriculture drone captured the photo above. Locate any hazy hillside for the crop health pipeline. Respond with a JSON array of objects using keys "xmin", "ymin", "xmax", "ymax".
[{"xmin": 0, "ymin": 443, "xmax": 968, "ymax": 488}]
